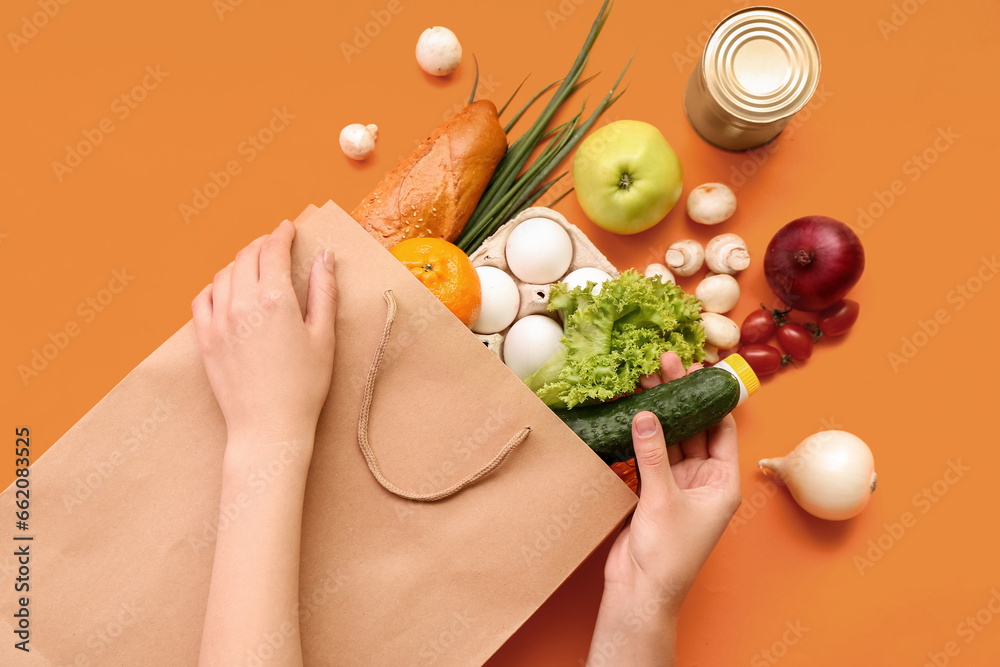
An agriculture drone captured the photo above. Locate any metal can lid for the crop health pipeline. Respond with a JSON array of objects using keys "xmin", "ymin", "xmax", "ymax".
[{"xmin": 703, "ymin": 6, "xmax": 821, "ymax": 124}]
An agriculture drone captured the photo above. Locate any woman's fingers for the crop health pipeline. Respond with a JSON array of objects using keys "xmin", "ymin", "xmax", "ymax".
[
  {"xmin": 305, "ymin": 249, "xmax": 338, "ymax": 344},
  {"xmin": 645, "ymin": 353, "xmax": 689, "ymax": 464},
  {"xmin": 649, "ymin": 355, "xmax": 710, "ymax": 460},
  {"xmin": 191, "ymin": 282, "xmax": 214, "ymax": 343},
  {"xmin": 260, "ymin": 220, "xmax": 295, "ymax": 288},
  {"xmin": 631, "ymin": 411, "xmax": 678, "ymax": 502},
  {"xmin": 658, "ymin": 352, "xmax": 685, "ymax": 382},
  {"xmin": 212, "ymin": 261, "xmax": 234, "ymax": 320},
  {"xmin": 638, "ymin": 372, "xmax": 661, "ymax": 389},
  {"xmin": 677, "ymin": 362, "xmax": 709, "ymax": 459},
  {"xmin": 667, "ymin": 443, "xmax": 684, "ymax": 465},
  {"xmin": 679, "ymin": 432, "xmax": 710, "ymax": 461},
  {"xmin": 706, "ymin": 413, "xmax": 739, "ymax": 465},
  {"xmin": 232, "ymin": 235, "xmax": 268, "ymax": 289},
  {"xmin": 706, "ymin": 414, "xmax": 742, "ymax": 511},
  {"xmin": 635, "ymin": 355, "xmax": 713, "ymax": 467}
]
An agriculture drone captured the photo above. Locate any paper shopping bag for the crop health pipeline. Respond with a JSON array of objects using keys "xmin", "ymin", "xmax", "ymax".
[{"xmin": 0, "ymin": 200, "xmax": 637, "ymax": 666}]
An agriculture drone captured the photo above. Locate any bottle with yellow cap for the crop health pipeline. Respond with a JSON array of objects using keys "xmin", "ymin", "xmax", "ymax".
[
  {"xmin": 554, "ymin": 353, "xmax": 759, "ymax": 462},
  {"xmin": 712, "ymin": 352, "xmax": 760, "ymax": 406}
]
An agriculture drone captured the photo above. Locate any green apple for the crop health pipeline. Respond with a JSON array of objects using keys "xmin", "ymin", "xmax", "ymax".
[{"xmin": 572, "ymin": 120, "xmax": 683, "ymax": 234}]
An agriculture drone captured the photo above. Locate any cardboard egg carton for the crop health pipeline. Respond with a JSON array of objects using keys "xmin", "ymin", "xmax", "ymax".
[{"xmin": 468, "ymin": 206, "xmax": 620, "ymax": 361}]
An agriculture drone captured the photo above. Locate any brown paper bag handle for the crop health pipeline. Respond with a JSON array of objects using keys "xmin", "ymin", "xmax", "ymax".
[{"xmin": 357, "ymin": 290, "xmax": 532, "ymax": 502}]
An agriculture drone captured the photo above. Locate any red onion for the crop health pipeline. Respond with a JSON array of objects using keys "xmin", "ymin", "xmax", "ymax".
[{"xmin": 764, "ymin": 216, "xmax": 865, "ymax": 311}]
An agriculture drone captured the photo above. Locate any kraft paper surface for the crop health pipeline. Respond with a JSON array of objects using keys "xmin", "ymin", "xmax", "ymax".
[{"xmin": 0, "ymin": 200, "xmax": 637, "ymax": 666}]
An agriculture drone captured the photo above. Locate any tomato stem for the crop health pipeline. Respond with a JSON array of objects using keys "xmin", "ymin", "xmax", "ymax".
[
  {"xmin": 760, "ymin": 303, "xmax": 792, "ymax": 325},
  {"xmin": 804, "ymin": 322, "xmax": 824, "ymax": 342}
]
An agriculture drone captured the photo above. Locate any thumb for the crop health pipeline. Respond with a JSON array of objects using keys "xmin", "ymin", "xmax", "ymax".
[
  {"xmin": 632, "ymin": 411, "xmax": 678, "ymax": 500},
  {"xmin": 305, "ymin": 249, "xmax": 338, "ymax": 339}
]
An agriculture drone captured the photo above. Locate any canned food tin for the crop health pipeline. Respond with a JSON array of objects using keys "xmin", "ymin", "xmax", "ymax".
[{"xmin": 684, "ymin": 6, "xmax": 820, "ymax": 151}]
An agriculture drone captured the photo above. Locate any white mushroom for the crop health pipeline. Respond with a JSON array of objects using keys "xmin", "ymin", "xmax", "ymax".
[
  {"xmin": 415, "ymin": 27, "xmax": 462, "ymax": 76},
  {"xmin": 687, "ymin": 183, "xmax": 737, "ymax": 225},
  {"xmin": 705, "ymin": 233, "xmax": 750, "ymax": 275},
  {"xmin": 644, "ymin": 263, "xmax": 675, "ymax": 284},
  {"xmin": 703, "ymin": 344, "xmax": 720, "ymax": 364},
  {"xmin": 339, "ymin": 123, "xmax": 378, "ymax": 160},
  {"xmin": 700, "ymin": 312, "xmax": 740, "ymax": 350},
  {"xmin": 665, "ymin": 239, "xmax": 704, "ymax": 277},
  {"xmin": 695, "ymin": 273, "xmax": 740, "ymax": 313}
]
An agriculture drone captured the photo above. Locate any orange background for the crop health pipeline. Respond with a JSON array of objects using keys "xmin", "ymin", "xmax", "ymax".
[{"xmin": 4, "ymin": 0, "xmax": 998, "ymax": 664}]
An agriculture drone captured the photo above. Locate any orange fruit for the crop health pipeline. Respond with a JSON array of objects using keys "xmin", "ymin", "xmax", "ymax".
[{"xmin": 389, "ymin": 238, "xmax": 482, "ymax": 328}]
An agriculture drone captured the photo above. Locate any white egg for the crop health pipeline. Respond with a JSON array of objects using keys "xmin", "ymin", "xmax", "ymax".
[
  {"xmin": 502, "ymin": 315, "xmax": 564, "ymax": 380},
  {"xmin": 471, "ymin": 266, "xmax": 521, "ymax": 334},
  {"xmin": 504, "ymin": 218, "xmax": 574, "ymax": 284},
  {"xmin": 562, "ymin": 267, "xmax": 613, "ymax": 295}
]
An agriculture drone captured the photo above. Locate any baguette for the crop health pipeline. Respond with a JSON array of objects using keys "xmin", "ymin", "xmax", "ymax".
[{"xmin": 351, "ymin": 99, "xmax": 507, "ymax": 248}]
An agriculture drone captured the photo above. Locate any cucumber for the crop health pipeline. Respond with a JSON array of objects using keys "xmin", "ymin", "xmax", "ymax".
[{"xmin": 553, "ymin": 367, "xmax": 739, "ymax": 462}]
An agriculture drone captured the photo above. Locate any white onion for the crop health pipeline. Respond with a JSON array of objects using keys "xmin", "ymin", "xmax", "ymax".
[{"xmin": 759, "ymin": 430, "xmax": 878, "ymax": 521}]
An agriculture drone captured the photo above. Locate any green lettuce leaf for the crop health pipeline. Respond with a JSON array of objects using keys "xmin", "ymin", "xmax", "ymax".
[{"xmin": 523, "ymin": 269, "xmax": 705, "ymax": 408}]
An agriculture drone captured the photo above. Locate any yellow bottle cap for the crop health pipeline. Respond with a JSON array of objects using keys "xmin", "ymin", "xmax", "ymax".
[{"xmin": 722, "ymin": 353, "xmax": 760, "ymax": 397}]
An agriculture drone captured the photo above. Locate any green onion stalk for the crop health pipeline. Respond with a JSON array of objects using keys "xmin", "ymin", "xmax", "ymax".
[{"xmin": 454, "ymin": 0, "xmax": 632, "ymax": 254}]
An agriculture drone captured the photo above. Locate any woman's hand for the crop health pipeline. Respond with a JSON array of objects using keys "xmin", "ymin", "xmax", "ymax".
[
  {"xmin": 587, "ymin": 351, "xmax": 742, "ymax": 666},
  {"xmin": 193, "ymin": 220, "xmax": 338, "ymax": 667},
  {"xmin": 191, "ymin": 219, "xmax": 339, "ymax": 448}
]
